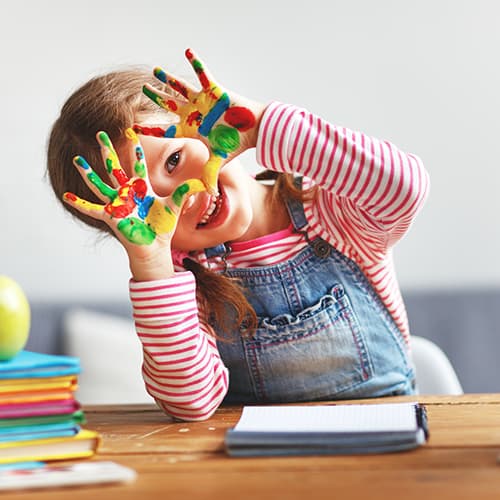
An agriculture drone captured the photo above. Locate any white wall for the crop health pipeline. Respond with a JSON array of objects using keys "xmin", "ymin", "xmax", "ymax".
[{"xmin": 2, "ymin": 0, "xmax": 499, "ymax": 302}]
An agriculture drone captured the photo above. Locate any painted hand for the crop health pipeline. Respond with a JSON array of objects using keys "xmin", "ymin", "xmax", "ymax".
[
  {"xmin": 63, "ymin": 129, "xmax": 205, "ymax": 246},
  {"xmin": 137, "ymin": 48, "xmax": 261, "ymax": 194}
]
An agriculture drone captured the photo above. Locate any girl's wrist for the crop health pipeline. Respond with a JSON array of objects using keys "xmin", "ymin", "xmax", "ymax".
[
  {"xmin": 127, "ymin": 248, "xmax": 175, "ymax": 282},
  {"xmin": 247, "ymin": 102, "xmax": 266, "ymax": 149}
]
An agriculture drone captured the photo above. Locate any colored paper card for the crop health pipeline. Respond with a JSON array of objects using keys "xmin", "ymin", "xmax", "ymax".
[
  {"xmin": 0, "ymin": 461, "xmax": 136, "ymax": 490},
  {"xmin": 0, "ymin": 351, "xmax": 80, "ymax": 380},
  {"xmin": 0, "ymin": 461, "xmax": 45, "ymax": 471}
]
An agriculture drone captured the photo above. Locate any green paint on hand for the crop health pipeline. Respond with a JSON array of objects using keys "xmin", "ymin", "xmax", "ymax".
[
  {"xmin": 105, "ymin": 157, "xmax": 114, "ymax": 174},
  {"xmin": 134, "ymin": 161, "xmax": 146, "ymax": 178},
  {"xmin": 192, "ymin": 60, "xmax": 203, "ymax": 72},
  {"xmin": 117, "ymin": 217, "xmax": 156, "ymax": 245},
  {"xmin": 172, "ymin": 183, "xmax": 190, "ymax": 207},
  {"xmin": 98, "ymin": 131, "xmax": 113, "ymax": 148},
  {"xmin": 208, "ymin": 125, "xmax": 240, "ymax": 155},
  {"xmin": 87, "ymin": 172, "xmax": 116, "ymax": 200},
  {"xmin": 143, "ymin": 85, "xmax": 164, "ymax": 108}
]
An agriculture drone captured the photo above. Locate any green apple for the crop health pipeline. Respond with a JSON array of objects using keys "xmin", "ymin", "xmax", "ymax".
[{"xmin": 0, "ymin": 275, "xmax": 30, "ymax": 361}]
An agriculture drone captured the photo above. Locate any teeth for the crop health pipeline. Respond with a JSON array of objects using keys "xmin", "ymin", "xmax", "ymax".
[{"xmin": 199, "ymin": 195, "xmax": 220, "ymax": 225}]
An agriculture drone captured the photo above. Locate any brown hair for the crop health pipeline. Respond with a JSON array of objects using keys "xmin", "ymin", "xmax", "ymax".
[
  {"xmin": 46, "ymin": 68, "xmax": 315, "ymax": 339},
  {"xmin": 47, "ymin": 68, "xmax": 162, "ymax": 235}
]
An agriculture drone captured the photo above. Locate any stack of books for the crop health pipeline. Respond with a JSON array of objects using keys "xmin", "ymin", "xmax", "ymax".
[{"xmin": 0, "ymin": 350, "xmax": 100, "ymax": 465}]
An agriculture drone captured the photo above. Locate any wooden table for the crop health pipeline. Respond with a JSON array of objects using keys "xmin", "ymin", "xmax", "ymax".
[{"xmin": 5, "ymin": 394, "xmax": 500, "ymax": 499}]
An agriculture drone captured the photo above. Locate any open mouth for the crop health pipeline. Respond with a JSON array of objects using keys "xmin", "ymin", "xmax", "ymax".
[{"xmin": 196, "ymin": 185, "xmax": 226, "ymax": 229}]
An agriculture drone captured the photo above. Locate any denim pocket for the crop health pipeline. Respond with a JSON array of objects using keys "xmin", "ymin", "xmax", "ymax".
[{"xmin": 242, "ymin": 284, "xmax": 373, "ymax": 402}]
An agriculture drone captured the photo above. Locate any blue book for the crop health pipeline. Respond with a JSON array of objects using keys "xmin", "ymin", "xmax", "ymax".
[
  {"xmin": 0, "ymin": 352, "xmax": 80, "ymax": 380},
  {"xmin": 0, "ymin": 422, "xmax": 80, "ymax": 443}
]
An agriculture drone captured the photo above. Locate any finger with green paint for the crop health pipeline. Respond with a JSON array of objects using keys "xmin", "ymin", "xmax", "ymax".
[
  {"xmin": 141, "ymin": 48, "xmax": 265, "ymax": 195},
  {"xmin": 96, "ymin": 131, "xmax": 131, "ymax": 187}
]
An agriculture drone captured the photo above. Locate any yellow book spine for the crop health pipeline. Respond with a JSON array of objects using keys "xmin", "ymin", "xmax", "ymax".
[{"xmin": 0, "ymin": 429, "xmax": 101, "ymax": 464}]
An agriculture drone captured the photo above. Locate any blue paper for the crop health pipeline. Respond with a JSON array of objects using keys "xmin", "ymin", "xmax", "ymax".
[{"xmin": 0, "ymin": 461, "xmax": 45, "ymax": 471}]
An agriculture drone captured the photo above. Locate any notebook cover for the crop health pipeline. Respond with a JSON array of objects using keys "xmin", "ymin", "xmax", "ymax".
[{"xmin": 225, "ymin": 403, "xmax": 429, "ymax": 457}]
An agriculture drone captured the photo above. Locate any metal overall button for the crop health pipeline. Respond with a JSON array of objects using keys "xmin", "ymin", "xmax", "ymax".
[{"xmin": 312, "ymin": 239, "xmax": 331, "ymax": 258}]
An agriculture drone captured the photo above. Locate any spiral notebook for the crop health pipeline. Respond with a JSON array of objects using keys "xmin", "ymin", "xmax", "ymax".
[{"xmin": 225, "ymin": 402, "xmax": 429, "ymax": 457}]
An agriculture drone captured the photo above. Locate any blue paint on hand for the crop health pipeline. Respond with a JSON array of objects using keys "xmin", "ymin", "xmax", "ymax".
[
  {"xmin": 165, "ymin": 125, "xmax": 177, "ymax": 138},
  {"xmin": 136, "ymin": 195, "xmax": 155, "ymax": 220},
  {"xmin": 198, "ymin": 93, "xmax": 230, "ymax": 137}
]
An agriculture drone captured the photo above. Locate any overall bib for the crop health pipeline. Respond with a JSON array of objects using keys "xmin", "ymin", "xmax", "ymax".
[{"xmin": 207, "ymin": 193, "xmax": 416, "ymax": 404}]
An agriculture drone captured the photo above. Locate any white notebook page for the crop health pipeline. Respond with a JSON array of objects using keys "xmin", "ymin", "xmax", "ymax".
[{"xmin": 233, "ymin": 403, "xmax": 419, "ymax": 433}]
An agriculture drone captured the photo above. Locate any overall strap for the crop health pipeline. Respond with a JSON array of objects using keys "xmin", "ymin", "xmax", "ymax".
[
  {"xmin": 286, "ymin": 177, "xmax": 331, "ymax": 259},
  {"xmin": 285, "ymin": 177, "xmax": 309, "ymax": 232},
  {"xmin": 203, "ymin": 242, "xmax": 232, "ymax": 272},
  {"xmin": 204, "ymin": 243, "xmax": 229, "ymax": 259}
]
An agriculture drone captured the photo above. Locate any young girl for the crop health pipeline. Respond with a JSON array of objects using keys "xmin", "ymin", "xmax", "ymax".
[{"xmin": 47, "ymin": 49, "xmax": 430, "ymax": 421}]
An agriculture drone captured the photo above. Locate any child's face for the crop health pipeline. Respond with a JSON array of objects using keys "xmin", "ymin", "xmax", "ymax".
[{"xmin": 116, "ymin": 134, "xmax": 255, "ymax": 251}]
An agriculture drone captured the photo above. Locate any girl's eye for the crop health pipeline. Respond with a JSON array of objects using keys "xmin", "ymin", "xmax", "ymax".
[{"xmin": 165, "ymin": 151, "xmax": 181, "ymax": 173}]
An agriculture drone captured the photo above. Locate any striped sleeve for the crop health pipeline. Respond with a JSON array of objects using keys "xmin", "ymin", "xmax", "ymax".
[
  {"xmin": 256, "ymin": 102, "xmax": 430, "ymax": 258},
  {"xmin": 129, "ymin": 272, "xmax": 229, "ymax": 421}
]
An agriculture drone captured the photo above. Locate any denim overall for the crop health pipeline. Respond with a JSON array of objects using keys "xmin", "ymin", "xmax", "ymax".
[{"xmin": 207, "ymin": 192, "xmax": 416, "ymax": 404}]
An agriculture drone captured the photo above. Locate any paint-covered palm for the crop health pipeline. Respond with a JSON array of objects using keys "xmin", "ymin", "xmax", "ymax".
[
  {"xmin": 138, "ymin": 48, "xmax": 263, "ymax": 193},
  {"xmin": 63, "ymin": 128, "xmax": 204, "ymax": 247}
]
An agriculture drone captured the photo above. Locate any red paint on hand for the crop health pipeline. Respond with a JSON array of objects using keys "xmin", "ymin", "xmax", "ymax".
[
  {"xmin": 224, "ymin": 107, "xmax": 256, "ymax": 131},
  {"xmin": 133, "ymin": 125, "xmax": 167, "ymax": 138},
  {"xmin": 64, "ymin": 192, "xmax": 77, "ymax": 202},
  {"xmin": 187, "ymin": 111, "xmax": 203, "ymax": 127}
]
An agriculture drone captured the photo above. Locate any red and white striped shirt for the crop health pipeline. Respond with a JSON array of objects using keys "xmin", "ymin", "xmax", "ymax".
[{"xmin": 129, "ymin": 102, "xmax": 430, "ymax": 421}]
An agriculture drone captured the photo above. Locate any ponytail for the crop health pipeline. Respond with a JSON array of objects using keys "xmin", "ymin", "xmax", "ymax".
[{"xmin": 182, "ymin": 257, "xmax": 257, "ymax": 339}]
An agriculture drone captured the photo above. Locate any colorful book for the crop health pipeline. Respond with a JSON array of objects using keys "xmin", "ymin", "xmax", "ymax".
[
  {"xmin": 0, "ymin": 390, "xmax": 76, "ymax": 404},
  {"xmin": 0, "ymin": 409, "xmax": 85, "ymax": 428},
  {"xmin": 0, "ymin": 375, "xmax": 78, "ymax": 394},
  {"xmin": 0, "ymin": 399, "xmax": 80, "ymax": 419},
  {"xmin": 0, "ymin": 422, "xmax": 80, "ymax": 443},
  {"xmin": 0, "ymin": 429, "xmax": 100, "ymax": 464},
  {"xmin": 0, "ymin": 351, "xmax": 80, "ymax": 379}
]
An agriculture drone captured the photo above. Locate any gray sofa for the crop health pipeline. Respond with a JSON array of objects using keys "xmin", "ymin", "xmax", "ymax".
[{"xmin": 26, "ymin": 288, "xmax": 500, "ymax": 394}]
